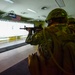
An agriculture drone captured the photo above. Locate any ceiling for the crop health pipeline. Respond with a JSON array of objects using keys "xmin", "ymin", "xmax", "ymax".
[{"xmin": 0, "ymin": 0, "xmax": 75, "ymax": 21}]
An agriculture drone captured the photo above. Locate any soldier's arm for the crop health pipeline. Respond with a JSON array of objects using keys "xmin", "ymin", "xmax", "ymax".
[{"xmin": 25, "ymin": 30, "xmax": 44, "ymax": 45}]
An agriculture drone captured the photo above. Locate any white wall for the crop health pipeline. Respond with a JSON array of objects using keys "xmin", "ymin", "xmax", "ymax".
[{"xmin": 0, "ymin": 20, "xmax": 34, "ymax": 37}]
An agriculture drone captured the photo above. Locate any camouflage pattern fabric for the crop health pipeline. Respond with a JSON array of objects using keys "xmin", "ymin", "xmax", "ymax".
[
  {"xmin": 26, "ymin": 24, "xmax": 75, "ymax": 75},
  {"xmin": 26, "ymin": 24, "xmax": 73, "ymax": 59},
  {"xmin": 46, "ymin": 8, "xmax": 67, "ymax": 21}
]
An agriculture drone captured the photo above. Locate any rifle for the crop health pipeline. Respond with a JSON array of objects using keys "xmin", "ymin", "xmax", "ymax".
[{"xmin": 20, "ymin": 25, "xmax": 43, "ymax": 33}]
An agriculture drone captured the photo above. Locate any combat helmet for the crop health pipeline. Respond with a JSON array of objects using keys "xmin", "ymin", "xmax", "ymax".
[
  {"xmin": 68, "ymin": 18, "xmax": 75, "ymax": 24},
  {"xmin": 46, "ymin": 8, "xmax": 68, "ymax": 22}
]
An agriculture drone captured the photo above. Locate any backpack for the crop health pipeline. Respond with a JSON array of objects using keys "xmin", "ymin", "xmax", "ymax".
[
  {"xmin": 43, "ymin": 27, "xmax": 75, "ymax": 75},
  {"xmin": 28, "ymin": 26, "xmax": 75, "ymax": 75}
]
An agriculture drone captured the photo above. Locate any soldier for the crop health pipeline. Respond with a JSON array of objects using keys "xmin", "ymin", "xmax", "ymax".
[
  {"xmin": 26, "ymin": 8, "xmax": 75, "ymax": 75},
  {"xmin": 68, "ymin": 17, "xmax": 75, "ymax": 26},
  {"xmin": 26, "ymin": 8, "xmax": 68, "ymax": 59},
  {"xmin": 68, "ymin": 17, "xmax": 75, "ymax": 33}
]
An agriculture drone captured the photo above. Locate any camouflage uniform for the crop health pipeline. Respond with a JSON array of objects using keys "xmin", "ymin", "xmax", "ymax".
[
  {"xmin": 26, "ymin": 8, "xmax": 70, "ymax": 59},
  {"xmin": 26, "ymin": 8, "xmax": 75, "ymax": 75}
]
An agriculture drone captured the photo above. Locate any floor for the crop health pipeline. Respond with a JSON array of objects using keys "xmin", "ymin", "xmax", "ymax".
[
  {"xmin": 0, "ymin": 44, "xmax": 37, "ymax": 73},
  {"xmin": 0, "ymin": 39, "xmax": 25, "ymax": 48},
  {"xmin": 0, "ymin": 58, "xmax": 31, "ymax": 75}
]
